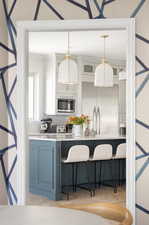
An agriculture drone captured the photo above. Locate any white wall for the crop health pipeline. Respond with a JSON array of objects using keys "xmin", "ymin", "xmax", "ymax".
[
  {"xmin": 2, "ymin": 1, "xmax": 148, "ymax": 223},
  {"xmin": 82, "ymin": 82, "xmax": 119, "ymax": 135},
  {"xmin": 28, "ymin": 53, "xmax": 47, "ymax": 133},
  {"xmin": 0, "ymin": 0, "xmax": 8, "ymax": 205}
]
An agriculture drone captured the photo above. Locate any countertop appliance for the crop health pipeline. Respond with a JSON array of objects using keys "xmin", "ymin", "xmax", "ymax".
[
  {"xmin": 56, "ymin": 125, "xmax": 66, "ymax": 133},
  {"xmin": 57, "ymin": 97, "xmax": 75, "ymax": 113},
  {"xmin": 40, "ymin": 118, "xmax": 73, "ymax": 134},
  {"xmin": 40, "ymin": 118, "xmax": 57, "ymax": 133},
  {"xmin": 56, "ymin": 124, "xmax": 73, "ymax": 133}
]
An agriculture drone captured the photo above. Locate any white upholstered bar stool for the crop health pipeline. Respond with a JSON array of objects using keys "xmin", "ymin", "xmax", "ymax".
[
  {"xmin": 62, "ymin": 145, "xmax": 93, "ymax": 199},
  {"xmin": 113, "ymin": 143, "xmax": 126, "ymax": 186},
  {"xmin": 90, "ymin": 144, "xmax": 117, "ymax": 193}
]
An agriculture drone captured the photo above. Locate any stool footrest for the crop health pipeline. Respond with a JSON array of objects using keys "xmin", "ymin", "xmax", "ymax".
[{"xmin": 76, "ymin": 184, "xmax": 95, "ymax": 197}]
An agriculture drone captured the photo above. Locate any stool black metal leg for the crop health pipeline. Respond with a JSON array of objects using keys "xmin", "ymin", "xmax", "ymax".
[
  {"xmin": 86, "ymin": 162, "xmax": 94, "ymax": 197},
  {"xmin": 72, "ymin": 163, "xmax": 75, "ymax": 192},
  {"xmin": 121, "ymin": 159, "xmax": 125, "ymax": 186},
  {"xmin": 110, "ymin": 159, "xmax": 117, "ymax": 193},
  {"xmin": 123, "ymin": 159, "xmax": 126, "ymax": 186},
  {"xmin": 118, "ymin": 159, "xmax": 121, "ymax": 186},
  {"xmin": 61, "ymin": 163, "xmax": 70, "ymax": 200},
  {"xmin": 98, "ymin": 161, "xmax": 102, "ymax": 188},
  {"xmin": 75, "ymin": 163, "xmax": 78, "ymax": 192},
  {"xmin": 94, "ymin": 161, "xmax": 97, "ymax": 189},
  {"xmin": 74, "ymin": 162, "xmax": 95, "ymax": 197},
  {"xmin": 66, "ymin": 192, "xmax": 69, "ymax": 200}
]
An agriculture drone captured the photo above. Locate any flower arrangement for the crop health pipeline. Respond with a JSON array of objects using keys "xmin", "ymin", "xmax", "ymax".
[{"xmin": 67, "ymin": 114, "xmax": 89, "ymax": 125}]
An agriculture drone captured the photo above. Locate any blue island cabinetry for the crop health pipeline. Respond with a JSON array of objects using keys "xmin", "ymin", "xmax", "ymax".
[
  {"xmin": 29, "ymin": 137, "xmax": 126, "ymax": 201},
  {"xmin": 29, "ymin": 140, "xmax": 61, "ymax": 200}
]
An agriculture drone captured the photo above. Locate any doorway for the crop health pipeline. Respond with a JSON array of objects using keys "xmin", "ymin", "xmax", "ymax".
[{"xmin": 16, "ymin": 19, "xmax": 135, "ymax": 220}]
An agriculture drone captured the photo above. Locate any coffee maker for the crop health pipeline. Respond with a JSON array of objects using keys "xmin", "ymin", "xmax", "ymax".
[{"xmin": 40, "ymin": 118, "xmax": 56, "ymax": 133}]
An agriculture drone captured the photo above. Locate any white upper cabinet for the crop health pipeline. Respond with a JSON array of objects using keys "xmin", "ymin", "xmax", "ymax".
[
  {"xmin": 45, "ymin": 53, "xmax": 57, "ymax": 115},
  {"xmin": 79, "ymin": 56, "xmax": 96, "ymax": 83},
  {"xmin": 45, "ymin": 53, "xmax": 126, "ymax": 116},
  {"xmin": 45, "ymin": 53, "xmax": 78, "ymax": 115}
]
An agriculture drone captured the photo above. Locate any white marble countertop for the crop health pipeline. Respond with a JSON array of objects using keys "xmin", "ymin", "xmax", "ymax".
[{"xmin": 29, "ymin": 133, "xmax": 126, "ymax": 141}]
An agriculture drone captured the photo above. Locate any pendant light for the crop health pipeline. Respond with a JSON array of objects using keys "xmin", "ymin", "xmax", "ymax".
[
  {"xmin": 94, "ymin": 35, "xmax": 113, "ymax": 87},
  {"xmin": 58, "ymin": 32, "xmax": 78, "ymax": 85}
]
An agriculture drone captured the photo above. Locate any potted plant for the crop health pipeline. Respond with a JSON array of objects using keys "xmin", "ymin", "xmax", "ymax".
[{"xmin": 67, "ymin": 115, "xmax": 89, "ymax": 137}]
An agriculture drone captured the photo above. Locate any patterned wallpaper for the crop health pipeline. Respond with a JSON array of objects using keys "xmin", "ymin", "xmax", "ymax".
[{"xmin": 0, "ymin": 0, "xmax": 149, "ymax": 224}]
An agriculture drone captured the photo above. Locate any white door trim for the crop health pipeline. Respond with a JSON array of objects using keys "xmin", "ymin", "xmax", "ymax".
[{"xmin": 16, "ymin": 18, "xmax": 135, "ymax": 223}]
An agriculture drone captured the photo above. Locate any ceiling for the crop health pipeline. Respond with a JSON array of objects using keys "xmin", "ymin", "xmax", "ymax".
[{"xmin": 29, "ymin": 30, "xmax": 127, "ymax": 61}]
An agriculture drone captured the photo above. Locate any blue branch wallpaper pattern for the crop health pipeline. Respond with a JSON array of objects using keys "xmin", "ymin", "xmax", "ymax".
[{"xmin": 0, "ymin": 0, "xmax": 149, "ymax": 224}]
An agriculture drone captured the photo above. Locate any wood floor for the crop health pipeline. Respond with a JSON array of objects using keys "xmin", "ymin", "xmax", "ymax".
[
  {"xmin": 27, "ymin": 186, "xmax": 125, "ymax": 225},
  {"xmin": 27, "ymin": 185, "xmax": 125, "ymax": 207}
]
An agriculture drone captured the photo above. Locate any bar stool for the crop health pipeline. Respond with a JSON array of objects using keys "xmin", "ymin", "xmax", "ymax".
[
  {"xmin": 90, "ymin": 144, "xmax": 117, "ymax": 193},
  {"xmin": 113, "ymin": 143, "xmax": 126, "ymax": 186},
  {"xmin": 62, "ymin": 145, "xmax": 93, "ymax": 199}
]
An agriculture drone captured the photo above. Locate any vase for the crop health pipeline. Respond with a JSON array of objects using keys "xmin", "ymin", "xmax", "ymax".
[
  {"xmin": 73, "ymin": 125, "xmax": 83, "ymax": 137},
  {"xmin": 83, "ymin": 123, "xmax": 90, "ymax": 136}
]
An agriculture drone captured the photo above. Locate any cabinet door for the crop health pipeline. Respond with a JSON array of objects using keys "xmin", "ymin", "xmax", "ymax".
[{"xmin": 29, "ymin": 141, "xmax": 55, "ymax": 191}]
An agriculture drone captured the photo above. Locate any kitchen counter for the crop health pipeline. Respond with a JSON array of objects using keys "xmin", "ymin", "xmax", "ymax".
[{"xmin": 29, "ymin": 134, "xmax": 126, "ymax": 141}]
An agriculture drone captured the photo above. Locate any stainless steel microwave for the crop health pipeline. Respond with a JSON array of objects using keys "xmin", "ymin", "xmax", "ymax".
[{"xmin": 57, "ymin": 97, "xmax": 75, "ymax": 113}]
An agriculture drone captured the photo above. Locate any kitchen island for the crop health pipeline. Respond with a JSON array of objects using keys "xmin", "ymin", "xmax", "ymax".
[{"xmin": 29, "ymin": 135, "xmax": 126, "ymax": 200}]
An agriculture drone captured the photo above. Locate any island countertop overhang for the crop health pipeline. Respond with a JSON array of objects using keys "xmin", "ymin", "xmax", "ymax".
[{"xmin": 29, "ymin": 134, "xmax": 126, "ymax": 142}]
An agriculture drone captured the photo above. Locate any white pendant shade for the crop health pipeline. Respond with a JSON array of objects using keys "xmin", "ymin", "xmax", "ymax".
[
  {"xmin": 58, "ymin": 56, "xmax": 78, "ymax": 84},
  {"xmin": 94, "ymin": 35, "xmax": 113, "ymax": 87},
  {"xmin": 58, "ymin": 32, "xmax": 78, "ymax": 85},
  {"xmin": 94, "ymin": 62, "xmax": 113, "ymax": 87}
]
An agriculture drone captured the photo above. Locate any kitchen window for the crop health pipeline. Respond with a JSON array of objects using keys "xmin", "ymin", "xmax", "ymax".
[{"xmin": 28, "ymin": 73, "xmax": 39, "ymax": 120}]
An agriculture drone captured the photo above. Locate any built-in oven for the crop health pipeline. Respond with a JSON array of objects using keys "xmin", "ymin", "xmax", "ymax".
[{"xmin": 57, "ymin": 97, "xmax": 75, "ymax": 113}]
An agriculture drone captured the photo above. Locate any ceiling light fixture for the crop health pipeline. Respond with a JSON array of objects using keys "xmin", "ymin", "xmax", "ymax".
[
  {"xmin": 58, "ymin": 32, "xmax": 78, "ymax": 85},
  {"xmin": 94, "ymin": 35, "xmax": 113, "ymax": 87}
]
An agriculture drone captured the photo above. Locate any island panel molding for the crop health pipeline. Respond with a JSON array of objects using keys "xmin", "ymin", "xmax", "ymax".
[{"xmin": 0, "ymin": 1, "xmax": 149, "ymax": 225}]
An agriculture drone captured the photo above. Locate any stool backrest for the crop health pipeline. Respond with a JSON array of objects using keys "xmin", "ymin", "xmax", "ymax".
[
  {"xmin": 115, "ymin": 143, "xmax": 126, "ymax": 159},
  {"xmin": 65, "ymin": 145, "xmax": 89, "ymax": 163},
  {"xmin": 92, "ymin": 144, "xmax": 112, "ymax": 161}
]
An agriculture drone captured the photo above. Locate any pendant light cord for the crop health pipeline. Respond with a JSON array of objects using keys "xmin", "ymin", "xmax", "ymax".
[
  {"xmin": 68, "ymin": 32, "xmax": 70, "ymax": 55},
  {"xmin": 103, "ymin": 36, "xmax": 106, "ymax": 84},
  {"xmin": 104, "ymin": 36, "xmax": 105, "ymax": 61},
  {"xmin": 68, "ymin": 32, "xmax": 70, "ymax": 83},
  {"xmin": 101, "ymin": 35, "xmax": 108, "ymax": 62}
]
